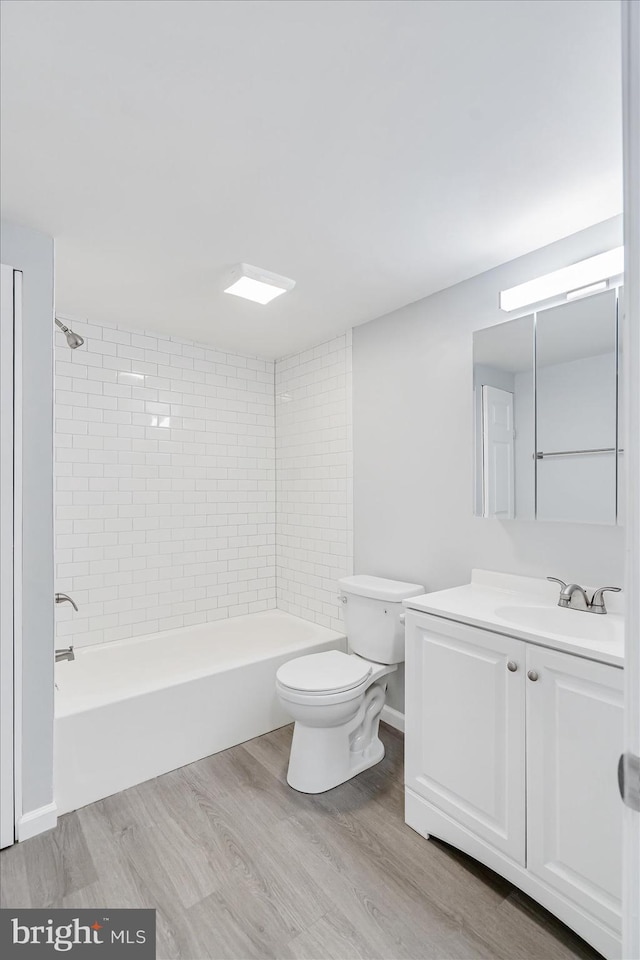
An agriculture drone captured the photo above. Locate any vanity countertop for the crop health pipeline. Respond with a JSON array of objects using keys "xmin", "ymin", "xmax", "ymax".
[{"xmin": 403, "ymin": 570, "xmax": 624, "ymax": 668}]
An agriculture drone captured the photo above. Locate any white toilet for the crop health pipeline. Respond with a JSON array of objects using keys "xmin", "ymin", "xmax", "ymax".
[{"xmin": 275, "ymin": 574, "xmax": 424, "ymax": 793}]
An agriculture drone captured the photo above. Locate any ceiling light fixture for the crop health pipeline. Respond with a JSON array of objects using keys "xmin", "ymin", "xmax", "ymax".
[
  {"xmin": 224, "ymin": 263, "xmax": 296, "ymax": 305},
  {"xmin": 499, "ymin": 246, "xmax": 624, "ymax": 312}
]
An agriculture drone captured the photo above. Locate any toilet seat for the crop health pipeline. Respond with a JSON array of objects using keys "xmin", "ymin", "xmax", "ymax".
[
  {"xmin": 275, "ymin": 676, "xmax": 372, "ymax": 708},
  {"xmin": 276, "ymin": 650, "xmax": 372, "ymax": 696}
]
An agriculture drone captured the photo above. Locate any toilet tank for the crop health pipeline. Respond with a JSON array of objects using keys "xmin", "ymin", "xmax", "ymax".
[{"xmin": 338, "ymin": 575, "xmax": 424, "ymax": 664}]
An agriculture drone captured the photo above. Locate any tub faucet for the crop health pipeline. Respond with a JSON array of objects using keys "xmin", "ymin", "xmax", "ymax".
[
  {"xmin": 547, "ymin": 577, "xmax": 621, "ymax": 614},
  {"xmin": 55, "ymin": 646, "xmax": 75, "ymax": 662}
]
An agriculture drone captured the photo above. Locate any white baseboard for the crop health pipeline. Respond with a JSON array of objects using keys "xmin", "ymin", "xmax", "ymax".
[
  {"xmin": 16, "ymin": 801, "xmax": 57, "ymax": 842},
  {"xmin": 381, "ymin": 704, "xmax": 405, "ymax": 733}
]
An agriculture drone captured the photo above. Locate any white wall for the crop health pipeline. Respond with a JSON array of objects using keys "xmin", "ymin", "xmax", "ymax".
[
  {"xmin": 54, "ymin": 320, "xmax": 275, "ymax": 648},
  {"xmin": 1, "ymin": 221, "xmax": 55, "ymax": 818},
  {"xmin": 353, "ymin": 215, "xmax": 624, "ymax": 712},
  {"xmin": 275, "ymin": 333, "xmax": 353, "ymax": 633}
]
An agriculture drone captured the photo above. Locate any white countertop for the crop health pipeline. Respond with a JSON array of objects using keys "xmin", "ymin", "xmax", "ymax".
[{"xmin": 403, "ymin": 570, "xmax": 624, "ymax": 668}]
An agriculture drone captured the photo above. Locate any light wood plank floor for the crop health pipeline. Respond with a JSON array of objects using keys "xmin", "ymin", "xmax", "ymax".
[{"xmin": 1, "ymin": 724, "xmax": 602, "ymax": 960}]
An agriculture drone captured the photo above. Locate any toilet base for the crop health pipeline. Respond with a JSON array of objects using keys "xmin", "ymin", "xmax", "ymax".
[
  {"xmin": 286, "ymin": 680, "xmax": 388, "ymax": 793},
  {"xmin": 287, "ymin": 732, "xmax": 385, "ymax": 794}
]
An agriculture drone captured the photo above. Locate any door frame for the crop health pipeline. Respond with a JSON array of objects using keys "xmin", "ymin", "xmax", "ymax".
[
  {"xmin": 0, "ymin": 264, "xmax": 23, "ymax": 849},
  {"xmin": 622, "ymin": 2, "xmax": 640, "ymax": 957}
]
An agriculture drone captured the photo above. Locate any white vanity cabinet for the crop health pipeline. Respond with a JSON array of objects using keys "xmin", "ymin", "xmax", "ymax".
[
  {"xmin": 405, "ymin": 610, "xmax": 624, "ymax": 960},
  {"xmin": 404, "ymin": 616, "xmax": 526, "ymax": 864},
  {"xmin": 525, "ymin": 645, "xmax": 623, "ymax": 934}
]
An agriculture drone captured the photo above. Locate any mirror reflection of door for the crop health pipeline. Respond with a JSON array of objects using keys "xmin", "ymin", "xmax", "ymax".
[
  {"xmin": 473, "ymin": 314, "xmax": 535, "ymax": 520},
  {"xmin": 482, "ymin": 386, "xmax": 515, "ymax": 519},
  {"xmin": 535, "ymin": 289, "xmax": 618, "ymax": 525}
]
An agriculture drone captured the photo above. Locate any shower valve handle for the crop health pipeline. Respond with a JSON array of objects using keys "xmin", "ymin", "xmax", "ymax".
[{"xmin": 55, "ymin": 593, "xmax": 79, "ymax": 612}]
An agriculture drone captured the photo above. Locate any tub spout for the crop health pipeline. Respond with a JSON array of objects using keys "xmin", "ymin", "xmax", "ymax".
[{"xmin": 55, "ymin": 646, "xmax": 75, "ymax": 663}]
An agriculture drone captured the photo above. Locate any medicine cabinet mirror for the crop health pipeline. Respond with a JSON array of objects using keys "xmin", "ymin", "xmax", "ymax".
[{"xmin": 473, "ymin": 287, "xmax": 620, "ymax": 524}]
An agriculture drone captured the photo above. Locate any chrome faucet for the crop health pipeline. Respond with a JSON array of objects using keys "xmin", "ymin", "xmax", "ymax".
[
  {"xmin": 54, "ymin": 593, "xmax": 78, "ymax": 662},
  {"xmin": 589, "ymin": 586, "xmax": 622, "ymax": 614},
  {"xmin": 55, "ymin": 646, "xmax": 75, "ymax": 663},
  {"xmin": 547, "ymin": 577, "xmax": 621, "ymax": 614}
]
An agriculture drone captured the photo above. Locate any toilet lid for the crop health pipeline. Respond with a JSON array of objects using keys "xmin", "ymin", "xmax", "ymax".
[{"xmin": 276, "ymin": 650, "xmax": 372, "ymax": 694}]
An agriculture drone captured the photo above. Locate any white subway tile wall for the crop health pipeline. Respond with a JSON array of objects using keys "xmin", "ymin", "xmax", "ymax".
[
  {"xmin": 54, "ymin": 321, "xmax": 276, "ymax": 647},
  {"xmin": 275, "ymin": 333, "xmax": 353, "ymax": 631}
]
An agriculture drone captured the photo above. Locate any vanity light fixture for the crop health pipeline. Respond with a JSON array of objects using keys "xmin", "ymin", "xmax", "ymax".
[
  {"xmin": 565, "ymin": 280, "xmax": 609, "ymax": 301},
  {"xmin": 224, "ymin": 263, "xmax": 296, "ymax": 305},
  {"xmin": 499, "ymin": 246, "xmax": 624, "ymax": 312}
]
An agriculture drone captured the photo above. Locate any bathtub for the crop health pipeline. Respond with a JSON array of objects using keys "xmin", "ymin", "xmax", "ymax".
[{"xmin": 54, "ymin": 610, "xmax": 346, "ymax": 815}]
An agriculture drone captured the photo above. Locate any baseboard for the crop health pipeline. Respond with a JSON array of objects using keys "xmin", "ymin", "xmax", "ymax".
[
  {"xmin": 16, "ymin": 801, "xmax": 57, "ymax": 842},
  {"xmin": 381, "ymin": 704, "xmax": 405, "ymax": 733}
]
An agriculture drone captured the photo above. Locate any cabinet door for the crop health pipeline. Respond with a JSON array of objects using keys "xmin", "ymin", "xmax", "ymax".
[
  {"xmin": 405, "ymin": 614, "xmax": 526, "ymax": 864},
  {"xmin": 526, "ymin": 646, "xmax": 623, "ymax": 934}
]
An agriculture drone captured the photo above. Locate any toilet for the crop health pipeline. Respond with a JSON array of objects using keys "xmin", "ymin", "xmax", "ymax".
[{"xmin": 276, "ymin": 574, "xmax": 424, "ymax": 793}]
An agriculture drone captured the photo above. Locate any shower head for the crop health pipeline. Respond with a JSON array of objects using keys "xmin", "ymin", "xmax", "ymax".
[
  {"xmin": 65, "ymin": 329, "xmax": 84, "ymax": 349},
  {"xmin": 55, "ymin": 317, "xmax": 84, "ymax": 349}
]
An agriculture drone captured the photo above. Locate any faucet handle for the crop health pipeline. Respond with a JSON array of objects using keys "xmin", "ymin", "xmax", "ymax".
[
  {"xmin": 590, "ymin": 586, "xmax": 621, "ymax": 611},
  {"xmin": 55, "ymin": 592, "xmax": 79, "ymax": 612},
  {"xmin": 547, "ymin": 577, "xmax": 568, "ymax": 590}
]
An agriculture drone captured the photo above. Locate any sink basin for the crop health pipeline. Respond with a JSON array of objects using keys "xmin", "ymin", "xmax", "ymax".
[{"xmin": 494, "ymin": 604, "xmax": 623, "ymax": 644}]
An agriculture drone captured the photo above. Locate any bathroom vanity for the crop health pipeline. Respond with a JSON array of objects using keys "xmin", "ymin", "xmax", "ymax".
[{"xmin": 404, "ymin": 570, "xmax": 624, "ymax": 960}]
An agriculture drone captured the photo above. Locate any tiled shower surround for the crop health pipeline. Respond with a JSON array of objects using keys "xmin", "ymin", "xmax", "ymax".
[
  {"xmin": 275, "ymin": 333, "xmax": 353, "ymax": 632},
  {"xmin": 54, "ymin": 322, "xmax": 276, "ymax": 647},
  {"xmin": 54, "ymin": 324, "xmax": 352, "ymax": 647}
]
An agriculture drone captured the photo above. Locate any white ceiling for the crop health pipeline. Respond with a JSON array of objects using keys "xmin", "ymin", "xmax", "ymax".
[{"xmin": 0, "ymin": 0, "xmax": 622, "ymax": 360}]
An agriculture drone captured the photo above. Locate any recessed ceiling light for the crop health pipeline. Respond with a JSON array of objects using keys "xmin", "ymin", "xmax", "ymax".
[
  {"xmin": 224, "ymin": 263, "xmax": 296, "ymax": 305},
  {"xmin": 499, "ymin": 246, "xmax": 624, "ymax": 312}
]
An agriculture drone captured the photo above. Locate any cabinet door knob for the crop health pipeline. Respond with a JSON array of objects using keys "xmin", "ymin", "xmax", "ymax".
[
  {"xmin": 507, "ymin": 661, "xmax": 518, "ymax": 672},
  {"xmin": 527, "ymin": 669, "xmax": 539, "ymax": 682}
]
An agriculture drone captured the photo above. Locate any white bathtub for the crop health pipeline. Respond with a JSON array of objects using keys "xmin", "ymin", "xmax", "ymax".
[{"xmin": 54, "ymin": 610, "xmax": 346, "ymax": 815}]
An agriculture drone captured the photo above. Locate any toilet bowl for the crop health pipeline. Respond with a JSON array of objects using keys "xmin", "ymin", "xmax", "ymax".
[
  {"xmin": 276, "ymin": 574, "xmax": 424, "ymax": 794},
  {"xmin": 276, "ymin": 649, "xmax": 395, "ymax": 793}
]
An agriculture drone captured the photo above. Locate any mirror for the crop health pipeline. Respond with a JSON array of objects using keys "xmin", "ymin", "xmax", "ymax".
[
  {"xmin": 473, "ymin": 288, "xmax": 620, "ymax": 524},
  {"xmin": 536, "ymin": 289, "xmax": 618, "ymax": 524},
  {"xmin": 473, "ymin": 314, "xmax": 535, "ymax": 520}
]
